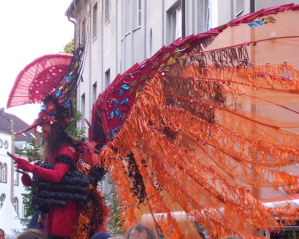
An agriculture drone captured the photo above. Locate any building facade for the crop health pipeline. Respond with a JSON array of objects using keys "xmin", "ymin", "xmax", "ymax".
[
  {"xmin": 0, "ymin": 108, "xmax": 38, "ymax": 221},
  {"xmin": 65, "ymin": 0, "xmax": 299, "ymax": 193},
  {"xmin": 65, "ymin": 0, "xmax": 299, "ymax": 128}
]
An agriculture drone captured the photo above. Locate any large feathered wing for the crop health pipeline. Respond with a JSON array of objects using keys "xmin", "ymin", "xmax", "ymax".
[{"xmin": 90, "ymin": 4, "xmax": 299, "ymax": 238}]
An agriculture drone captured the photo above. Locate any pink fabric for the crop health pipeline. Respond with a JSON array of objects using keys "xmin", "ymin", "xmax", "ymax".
[{"xmin": 7, "ymin": 54, "xmax": 73, "ymax": 108}]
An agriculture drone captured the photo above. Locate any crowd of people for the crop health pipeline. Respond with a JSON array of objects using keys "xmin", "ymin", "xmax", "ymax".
[
  {"xmin": 0, "ymin": 226, "xmax": 245, "ymax": 239},
  {"xmin": 0, "ymin": 223, "xmax": 157, "ymax": 239}
]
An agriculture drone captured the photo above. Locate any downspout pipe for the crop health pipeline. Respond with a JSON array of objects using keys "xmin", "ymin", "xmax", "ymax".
[
  {"xmin": 250, "ymin": 0, "xmax": 255, "ymax": 13},
  {"xmin": 182, "ymin": 0, "xmax": 185, "ymax": 38}
]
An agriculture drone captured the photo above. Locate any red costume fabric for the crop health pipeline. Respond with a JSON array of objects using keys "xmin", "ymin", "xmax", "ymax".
[{"xmin": 16, "ymin": 145, "xmax": 78, "ymax": 238}]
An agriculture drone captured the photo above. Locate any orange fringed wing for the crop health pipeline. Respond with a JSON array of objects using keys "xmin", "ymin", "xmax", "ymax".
[
  {"xmin": 90, "ymin": 4, "xmax": 299, "ymax": 239},
  {"xmin": 71, "ymin": 163, "xmax": 109, "ymax": 239}
]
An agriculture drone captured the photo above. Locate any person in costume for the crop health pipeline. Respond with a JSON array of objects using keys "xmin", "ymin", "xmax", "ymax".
[
  {"xmin": 7, "ymin": 52, "xmax": 109, "ymax": 239},
  {"xmin": 8, "ymin": 97, "xmax": 84, "ymax": 239}
]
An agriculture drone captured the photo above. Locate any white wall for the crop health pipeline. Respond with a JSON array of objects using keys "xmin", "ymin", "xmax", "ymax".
[{"xmin": 0, "ymin": 132, "xmax": 27, "ymax": 219}]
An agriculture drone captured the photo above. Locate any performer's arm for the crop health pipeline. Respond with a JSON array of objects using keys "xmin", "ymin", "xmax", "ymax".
[
  {"xmin": 16, "ymin": 159, "xmax": 69, "ymax": 183},
  {"xmin": 8, "ymin": 151, "xmax": 71, "ymax": 184}
]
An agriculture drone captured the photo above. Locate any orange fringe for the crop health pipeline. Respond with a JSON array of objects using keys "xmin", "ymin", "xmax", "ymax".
[{"xmin": 97, "ymin": 65, "xmax": 299, "ymax": 238}]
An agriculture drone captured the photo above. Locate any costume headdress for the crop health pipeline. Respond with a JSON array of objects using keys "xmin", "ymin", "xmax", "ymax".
[{"xmin": 7, "ymin": 46, "xmax": 85, "ymax": 135}]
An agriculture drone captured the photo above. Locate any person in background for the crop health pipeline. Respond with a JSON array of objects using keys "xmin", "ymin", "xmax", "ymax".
[
  {"xmin": 126, "ymin": 223, "xmax": 156, "ymax": 239},
  {"xmin": 17, "ymin": 229, "xmax": 49, "ymax": 239},
  {"xmin": 91, "ymin": 232, "xmax": 112, "ymax": 239},
  {"xmin": 0, "ymin": 229, "xmax": 5, "ymax": 239}
]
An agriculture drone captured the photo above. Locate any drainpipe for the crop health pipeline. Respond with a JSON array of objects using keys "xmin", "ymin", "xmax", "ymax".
[
  {"xmin": 65, "ymin": 0, "xmax": 78, "ymax": 47},
  {"xmin": 182, "ymin": 0, "xmax": 186, "ymax": 38},
  {"xmin": 250, "ymin": 0, "xmax": 255, "ymax": 13},
  {"xmin": 66, "ymin": 3, "xmax": 78, "ymax": 125},
  {"xmin": 67, "ymin": 12, "xmax": 77, "ymax": 44}
]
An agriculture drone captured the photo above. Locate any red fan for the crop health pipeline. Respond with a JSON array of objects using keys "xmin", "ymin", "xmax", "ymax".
[
  {"xmin": 90, "ymin": 4, "xmax": 299, "ymax": 239},
  {"xmin": 7, "ymin": 54, "xmax": 73, "ymax": 109}
]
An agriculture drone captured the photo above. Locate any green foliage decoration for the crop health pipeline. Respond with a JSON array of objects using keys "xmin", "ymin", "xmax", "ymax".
[
  {"xmin": 21, "ymin": 138, "xmax": 42, "ymax": 218},
  {"xmin": 62, "ymin": 39, "xmax": 75, "ymax": 54},
  {"xmin": 105, "ymin": 190, "xmax": 123, "ymax": 236}
]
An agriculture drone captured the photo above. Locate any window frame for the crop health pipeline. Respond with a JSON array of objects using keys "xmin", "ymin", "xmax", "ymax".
[
  {"xmin": 105, "ymin": 0, "xmax": 110, "ymax": 24},
  {"xmin": 92, "ymin": 3, "xmax": 98, "ymax": 40},
  {"xmin": 14, "ymin": 165, "xmax": 19, "ymax": 186},
  {"xmin": 105, "ymin": 69, "xmax": 110, "ymax": 89},
  {"xmin": 0, "ymin": 163, "xmax": 2, "ymax": 182},
  {"xmin": 13, "ymin": 197, "xmax": 19, "ymax": 215},
  {"xmin": 167, "ymin": 2, "xmax": 182, "ymax": 44},
  {"xmin": 136, "ymin": 0, "xmax": 141, "ymax": 28},
  {"xmin": 235, "ymin": 0, "xmax": 244, "ymax": 17},
  {"xmin": 1, "ymin": 163, "xmax": 7, "ymax": 183},
  {"xmin": 0, "ymin": 194, "xmax": 5, "ymax": 209},
  {"xmin": 4, "ymin": 140, "xmax": 8, "ymax": 149}
]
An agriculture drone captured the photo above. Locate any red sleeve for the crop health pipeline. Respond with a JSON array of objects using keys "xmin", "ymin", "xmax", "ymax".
[
  {"xmin": 29, "ymin": 163, "xmax": 69, "ymax": 183},
  {"xmin": 28, "ymin": 146, "xmax": 77, "ymax": 183}
]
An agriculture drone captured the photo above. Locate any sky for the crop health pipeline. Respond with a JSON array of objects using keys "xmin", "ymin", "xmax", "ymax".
[{"xmin": 0, "ymin": 0, "xmax": 74, "ymax": 124}]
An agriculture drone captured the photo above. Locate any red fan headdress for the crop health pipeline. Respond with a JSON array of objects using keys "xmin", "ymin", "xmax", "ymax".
[{"xmin": 7, "ymin": 47, "xmax": 84, "ymax": 135}]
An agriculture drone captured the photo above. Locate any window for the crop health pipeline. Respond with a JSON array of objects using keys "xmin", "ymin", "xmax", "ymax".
[
  {"xmin": 105, "ymin": 0, "xmax": 110, "ymax": 23},
  {"xmin": 167, "ymin": 2, "xmax": 182, "ymax": 44},
  {"xmin": 123, "ymin": 0, "xmax": 131, "ymax": 35},
  {"xmin": 149, "ymin": 28, "xmax": 153, "ymax": 56},
  {"xmin": 14, "ymin": 166, "xmax": 19, "ymax": 185},
  {"xmin": 23, "ymin": 203, "xmax": 27, "ymax": 218},
  {"xmin": 137, "ymin": 0, "xmax": 141, "ymax": 28},
  {"xmin": 205, "ymin": 0, "xmax": 218, "ymax": 30},
  {"xmin": 235, "ymin": 0, "xmax": 244, "ymax": 17},
  {"xmin": 0, "ymin": 194, "xmax": 5, "ymax": 209},
  {"xmin": 92, "ymin": 3, "xmax": 97, "ymax": 39},
  {"xmin": 0, "ymin": 139, "xmax": 3, "ymax": 148},
  {"xmin": 80, "ymin": 18, "xmax": 86, "ymax": 45},
  {"xmin": 92, "ymin": 82, "xmax": 97, "ymax": 104},
  {"xmin": 2, "ymin": 163, "xmax": 6, "ymax": 183},
  {"xmin": 23, "ymin": 198, "xmax": 28, "ymax": 218},
  {"xmin": 13, "ymin": 197, "xmax": 19, "ymax": 215},
  {"xmin": 105, "ymin": 69, "xmax": 110, "ymax": 89},
  {"xmin": 0, "ymin": 163, "xmax": 2, "ymax": 182},
  {"xmin": 132, "ymin": 0, "xmax": 141, "ymax": 29},
  {"xmin": 4, "ymin": 140, "xmax": 8, "ymax": 149}
]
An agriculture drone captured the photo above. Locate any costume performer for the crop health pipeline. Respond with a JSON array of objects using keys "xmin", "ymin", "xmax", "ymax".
[
  {"xmin": 7, "ymin": 50, "xmax": 108, "ymax": 239},
  {"xmin": 8, "ymin": 4, "xmax": 299, "ymax": 238},
  {"xmin": 10, "ymin": 115, "xmax": 80, "ymax": 238}
]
